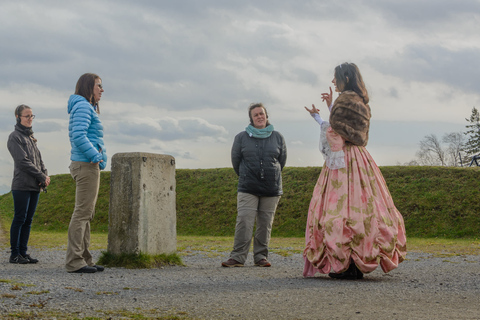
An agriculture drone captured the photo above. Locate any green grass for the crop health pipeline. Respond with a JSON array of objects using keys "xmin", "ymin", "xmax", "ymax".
[
  {"xmin": 97, "ymin": 251, "xmax": 184, "ymax": 269},
  {"xmin": 177, "ymin": 166, "xmax": 480, "ymax": 238},
  {"xmin": 380, "ymin": 166, "xmax": 480, "ymax": 238},
  {"xmin": 0, "ymin": 172, "xmax": 109, "ymax": 233},
  {"xmin": 1, "ymin": 166, "xmax": 480, "ymax": 239},
  {"xmin": 1, "ymin": 234, "xmax": 478, "ymax": 257}
]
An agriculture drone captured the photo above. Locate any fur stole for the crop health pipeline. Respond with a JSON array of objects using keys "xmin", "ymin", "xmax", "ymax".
[{"xmin": 329, "ymin": 91, "xmax": 371, "ymax": 147}]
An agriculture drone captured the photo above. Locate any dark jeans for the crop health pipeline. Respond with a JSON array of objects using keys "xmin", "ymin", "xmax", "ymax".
[{"xmin": 10, "ymin": 190, "xmax": 40, "ymax": 257}]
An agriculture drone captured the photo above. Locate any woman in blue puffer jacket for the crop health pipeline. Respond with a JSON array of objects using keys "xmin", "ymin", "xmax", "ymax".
[{"xmin": 65, "ymin": 73, "xmax": 107, "ymax": 274}]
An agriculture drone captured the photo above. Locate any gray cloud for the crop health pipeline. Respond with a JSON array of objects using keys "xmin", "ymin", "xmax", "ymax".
[
  {"xmin": 33, "ymin": 121, "xmax": 64, "ymax": 133},
  {"xmin": 369, "ymin": 45, "xmax": 480, "ymax": 94},
  {"xmin": 0, "ymin": 110, "xmax": 15, "ymax": 132},
  {"xmin": 107, "ymin": 117, "xmax": 228, "ymax": 144},
  {"xmin": 150, "ymin": 147, "xmax": 198, "ymax": 161},
  {"xmin": 369, "ymin": 0, "xmax": 480, "ymax": 27},
  {"xmin": 0, "ymin": 109, "xmax": 65, "ymax": 133},
  {"xmin": 0, "ymin": 1, "xmax": 332, "ymax": 112}
]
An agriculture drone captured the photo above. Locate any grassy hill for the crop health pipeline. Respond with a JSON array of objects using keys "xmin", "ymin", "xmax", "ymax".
[{"xmin": 0, "ymin": 166, "xmax": 479, "ymax": 238}]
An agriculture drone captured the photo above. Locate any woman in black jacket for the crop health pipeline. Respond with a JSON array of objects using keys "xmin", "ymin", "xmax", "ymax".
[
  {"xmin": 222, "ymin": 103, "xmax": 287, "ymax": 268},
  {"xmin": 7, "ymin": 105, "xmax": 50, "ymax": 264}
]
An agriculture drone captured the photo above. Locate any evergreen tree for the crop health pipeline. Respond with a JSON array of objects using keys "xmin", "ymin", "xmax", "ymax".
[{"xmin": 464, "ymin": 107, "xmax": 480, "ymax": 161}]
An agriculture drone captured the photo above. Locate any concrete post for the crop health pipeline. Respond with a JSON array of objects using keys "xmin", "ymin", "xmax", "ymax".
[{"xmin": 108, "ymin": 152, "xmax": 176, "ymax": 255}]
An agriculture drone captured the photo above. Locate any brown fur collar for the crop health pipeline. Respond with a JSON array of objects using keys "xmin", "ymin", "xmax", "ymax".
[{"xmin": 329, "ymin": 91, "xmax": 371, "ymax": 146}]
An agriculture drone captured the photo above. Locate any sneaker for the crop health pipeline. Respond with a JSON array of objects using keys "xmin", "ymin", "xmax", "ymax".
[
  {"xmin": 23, "ymin": 254, "xmax": 39, "ymax": 264},
  {"xmin": 254, "ymin": 259, "xmax": 271, "ymax": 267},
  {"xmin": 221, "ymin": 259, "xmax": 244, "ymax": 267},
  {"xmin": 9, "ymin": 255, "xmax": 29, "ymax": 264}
]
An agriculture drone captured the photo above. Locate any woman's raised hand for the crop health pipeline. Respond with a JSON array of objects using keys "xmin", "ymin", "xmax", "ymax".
[
  {"xmin": 304, "ymin": 104, "xmax": 319, "ymax": 114},
  {"xmin": 321, "ymin": 87, "xmax": 333, "ymax": 108}
]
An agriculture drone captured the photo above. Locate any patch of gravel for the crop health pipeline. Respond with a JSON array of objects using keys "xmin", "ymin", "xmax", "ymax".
[{"xmin": 0, "ymin": 247, "xmax": 479, "ymax": 319}]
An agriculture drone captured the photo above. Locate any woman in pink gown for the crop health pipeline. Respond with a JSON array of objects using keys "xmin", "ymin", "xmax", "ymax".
[{"xmin": 303, "ymin": 62, "xmax": 407, "ymax": 279}]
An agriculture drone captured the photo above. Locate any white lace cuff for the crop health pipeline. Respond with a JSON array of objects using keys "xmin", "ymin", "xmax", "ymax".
[
  {"xmin": 325, "ymin": 150, "xmax": 346, "ymax": 170},
  {"xmin": 319, "ymin": 123, "xmax": 346, "ymax": 170}
]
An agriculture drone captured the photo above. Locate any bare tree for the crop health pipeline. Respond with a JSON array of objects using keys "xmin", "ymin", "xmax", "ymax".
[
  {"xmin": 416, "ymin": 134, "xmax": 446, "ymax": 166},
  {"xmin": 443, "ymin": 132, "xmax": 466, "ymax": 166},
  {"xmin": 398, "ymin": 159, "xmax": 420, "ymax": 166}
]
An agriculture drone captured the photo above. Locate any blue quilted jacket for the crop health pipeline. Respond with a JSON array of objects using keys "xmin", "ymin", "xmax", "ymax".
[{"xmin": 67, "ymin": 94, "xmax": 107, "ymax": 170}]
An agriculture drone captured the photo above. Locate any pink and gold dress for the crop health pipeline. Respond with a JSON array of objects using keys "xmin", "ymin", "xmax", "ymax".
[{"xmin": 303, "ymin": 95, "xmax": 407, "ymax": 277}]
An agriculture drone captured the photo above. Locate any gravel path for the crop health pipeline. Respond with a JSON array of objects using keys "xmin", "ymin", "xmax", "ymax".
[{"xmin": 0, "ymin": 247, "xmax": 479, "ymax": 319}]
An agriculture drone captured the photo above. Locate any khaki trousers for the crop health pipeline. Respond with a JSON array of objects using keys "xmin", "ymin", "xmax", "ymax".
[
  {"xmin": 65, "ymin": 161, "xmax": 100, "ymax": 272},
  {"xmin": 230, "ymin": 192, "xmax": 280, "ymax": 264}
]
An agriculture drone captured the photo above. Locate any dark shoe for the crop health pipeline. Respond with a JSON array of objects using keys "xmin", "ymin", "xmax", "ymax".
[
  {"xmin": 9, "ymin": 255, "xmax": 29, "ymax": 264},
  {"xmin": 254, "ymin": 259, "xmax": 271, "ymax": 267},
  {"xmin": 221, "ymin": 259, "xmax": 244, "ymax": 267},
  {"xmin": 328, "ymin": 271, "xmax": 357, "ymax": 280},
  {"xmin": 23, "ymin": 254, "xmax": 39, "ymax": 264},
  {"xmin": 71, "ymin": 266, "xmax": 97, "ymax": 273},
  {"xmin": 354, "ymin": 264, "xmax": 364, "ymax": 279},
  {"xmin": 328, "ymin": 263, "xmax": 357, "ymax": 280},
  {"xmin": 93, "ymin": 265, "xmax": 104, "ymax": 272}
]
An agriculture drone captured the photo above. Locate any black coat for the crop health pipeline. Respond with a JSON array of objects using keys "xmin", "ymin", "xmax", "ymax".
[
  {"xmin": 231, "ymin": 130, "xmax": 287, "ymax": 197},
  {"xmin": 7, "ymin": 124, "xmax": 48, "ymax": 192}
]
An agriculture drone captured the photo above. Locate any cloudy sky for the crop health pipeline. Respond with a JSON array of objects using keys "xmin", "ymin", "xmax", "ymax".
[{"xmin": 0, "ymin": 0, "xmax": 479, "ymax": 194}]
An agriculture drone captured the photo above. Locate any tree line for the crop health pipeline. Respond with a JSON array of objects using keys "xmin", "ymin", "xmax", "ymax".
[{"xmin": 409, "ymin": 107, "xmax": 480, "ymax": 167}]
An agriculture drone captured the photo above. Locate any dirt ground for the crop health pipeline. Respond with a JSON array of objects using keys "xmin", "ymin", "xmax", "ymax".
[{"xmin": 0, "ymin": 245, "xmax": 479, "ymax": 319}]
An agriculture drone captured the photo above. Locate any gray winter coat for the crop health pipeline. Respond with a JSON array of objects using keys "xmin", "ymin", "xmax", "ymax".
[
  {"xmin": 7, "ymin": 124, "xmax": 48, "ymax": 192},
  {"xmin": 231, "ymin": 130, "xmax": 287, "ymax": 197}
]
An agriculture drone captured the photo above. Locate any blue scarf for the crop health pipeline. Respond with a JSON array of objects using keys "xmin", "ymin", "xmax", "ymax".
[{"xmin": 245, "ymin": 124, "xmax": 274, "ymax": 138}]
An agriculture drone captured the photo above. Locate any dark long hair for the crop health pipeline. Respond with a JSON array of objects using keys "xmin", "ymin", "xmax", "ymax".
[
  {"xmin": 75, "ymin": 73, "xmax": 101, "ymax": 113},
  {"xmin": 334, "ymin": 63, "xmax": 369, "ymax": 104}
]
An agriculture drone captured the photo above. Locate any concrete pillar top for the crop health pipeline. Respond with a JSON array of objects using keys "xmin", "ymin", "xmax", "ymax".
[{"xmin": 112, "ymin": 152, "xmax": 174, "ymax": 159}]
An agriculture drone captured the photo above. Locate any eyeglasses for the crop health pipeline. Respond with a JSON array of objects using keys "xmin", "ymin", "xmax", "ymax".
[
  {"xmin": 96, "ymin": 84, "xmax": 103, "ymax": 89},
  {"xmin": 20, "ymin": 115, "xmax": 35, "ymax": 119}
]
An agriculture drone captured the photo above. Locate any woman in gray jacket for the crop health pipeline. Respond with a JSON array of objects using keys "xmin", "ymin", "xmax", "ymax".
[
  {"xmin": 222, "ymin": 103, "xmax": 287, "ymax": 268},
  {"xmin": 7, "ymin": 104, "xmax": 50, "ymax": 264}
]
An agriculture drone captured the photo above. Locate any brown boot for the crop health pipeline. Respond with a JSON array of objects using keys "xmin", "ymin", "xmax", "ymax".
[{"xmin": 221, "ymin": 259, "xmax": 244, "ymax": 267}]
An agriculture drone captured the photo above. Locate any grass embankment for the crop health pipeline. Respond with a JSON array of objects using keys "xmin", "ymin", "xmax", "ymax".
[
  {"xmin": 20, "ymin": 234, "xmax": 480, "ymax": 257},
  {"xmin": 0, "ymin": 166, "xmax": 479, "ymax": 239}
]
